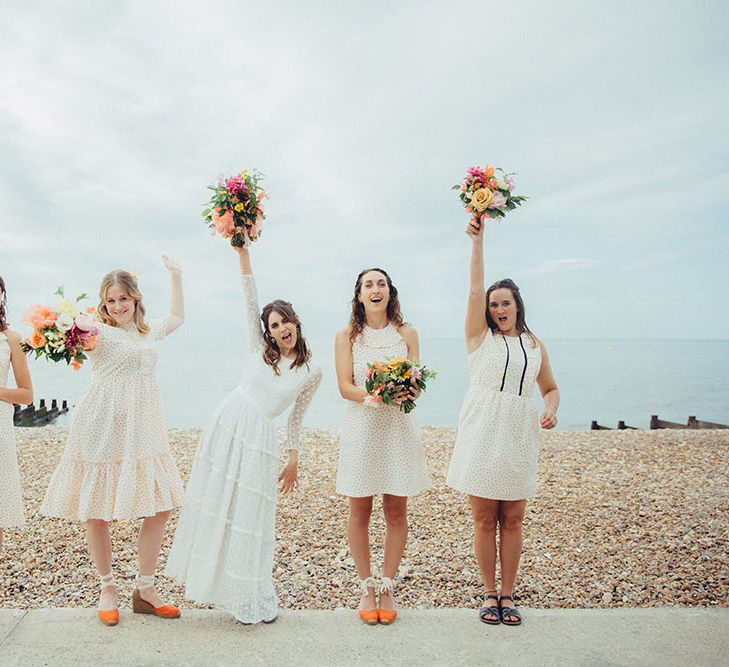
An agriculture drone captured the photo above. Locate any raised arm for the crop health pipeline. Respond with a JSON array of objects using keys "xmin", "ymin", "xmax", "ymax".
[
  {"xmin": 161, "ymin": 255, "xmax": 184, "ymax": 335},
  {"xmin": 236, "ymin": 246, "xmax": 264, "ymax": 352},
  {"xmin": 0, "ymin": 330, "xmax": 33, "ymax": 405},
  {"xmin": 464, "ymin": 219, "xmax": 488, "ymax": 350}
]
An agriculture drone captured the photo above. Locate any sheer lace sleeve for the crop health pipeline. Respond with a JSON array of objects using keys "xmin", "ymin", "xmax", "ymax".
[
  {"xmin": 286, "ymin": 367, "xmax": 323, "ymax": 451},
  {"xmin": 241, "ymin": 274, "xmax": 264, "ymax": 353}
]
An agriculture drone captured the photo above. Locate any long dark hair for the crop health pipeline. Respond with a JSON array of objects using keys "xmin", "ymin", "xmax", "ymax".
[
  {"xmin": 486, "ymin": 278, "xmax": 537, "ymax": 346},
  {"xmin": 348, "ymin": 267, "xmax": 404, "ymax": 345},
  {"xmin": 260, "ymin": 299, "xmax": 311, "ymax": 376},
  {"xmin": 0, "ymin": 276, "xmax": 7, "ymax": 331}
]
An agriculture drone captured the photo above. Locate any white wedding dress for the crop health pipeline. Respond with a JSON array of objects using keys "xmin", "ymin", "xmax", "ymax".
[{"xmin": 165, "ymin": 275, "xmax": 322, "ymax": 624}]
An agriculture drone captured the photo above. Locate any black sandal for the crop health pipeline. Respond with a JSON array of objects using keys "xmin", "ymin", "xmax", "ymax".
[
  {"xmin": 498, "ymin": 595, "xmax": 522, "ymax": 626},
  {"xmin": 479, "ymin": 594, "xmax": 500, "ymax": 625}
]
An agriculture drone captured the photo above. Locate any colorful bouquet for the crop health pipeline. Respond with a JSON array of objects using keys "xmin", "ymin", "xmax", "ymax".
[
  {"xmin": 22, "ymin": 287, "xmax": 99, "ymax": 370},
  {"xmin": 203, "ymin": 169, "xmax": 267, "ymax": 247},
  {"xmin": 365, "ymin": 357, "xmax": 437, "ymax": 414},
  {"xmin": 452, "ymin": 164, "xmax": 527, "ymax": 223}
]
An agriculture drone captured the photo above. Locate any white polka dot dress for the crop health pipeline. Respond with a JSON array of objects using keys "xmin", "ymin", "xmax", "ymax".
[
  {"xmin": 447, "ymin": 329, "xmax": 542, "ymax": 500},
  {"xmin": 40, "ymin": 318, "xmax": 185, "ymax": 522},
  {"xmin": 0, "ymin": 331, "xmax": 26, "ymax": 528},
  {"xmin": 336, "ymin": 323, "xmax": 431, "ymax": 498}
]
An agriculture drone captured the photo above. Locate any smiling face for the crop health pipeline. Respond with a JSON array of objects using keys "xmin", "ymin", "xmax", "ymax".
[
  {"xmin": 104, "ymin": 283, "xmax": 136, "ymax": 326},
  {"xmin": 266, "ymin": 309, "xmax": 298, "ymax": 356},
  {"xmin": 358, "ymin": 270, "xmax": 390, "ymax": 314},
  {"xmin": 488, "ymin": 287, "xmax": 519, "ymax": 336}
]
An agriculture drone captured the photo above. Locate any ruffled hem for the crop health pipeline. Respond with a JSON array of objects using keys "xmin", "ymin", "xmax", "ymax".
[{"xmin": 40, "ymin": 449, "xmax": 185, "ymax": 522}]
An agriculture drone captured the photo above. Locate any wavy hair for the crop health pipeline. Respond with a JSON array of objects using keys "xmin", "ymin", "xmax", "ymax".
[
  {"xmin": 486, "ymin": 278, "xmax": 537, "ymax": 346},
  {"xmin": 348, "ymin": 267, "xmax": 404, "ymax": 345},
  {"xmin": 260, "ymin": 299, "xmax": 311, "ymax": 376},
  {"xmin": 97, "ymin": 270, "xmax": 150, "ymax": 334},
  {"xmin": 0, "ymin": 275, "xmax": 7, "ymax": 331}
]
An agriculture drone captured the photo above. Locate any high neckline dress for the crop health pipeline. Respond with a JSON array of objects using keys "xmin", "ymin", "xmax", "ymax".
[
  {"xmin": 40, "ymin": 318, "xmax": 185, "ymax": 521},
  {"xmin": 447, "ymin": 329, "xmax": 543, "ymax": 500},
  {"xmin": 336, "ymin": 323, "xmax": 431, "ymax": 498},
  {"xmin": 165, "ymin": 275, "xmax": 322, "ymax": 624},
  {"xmin": 0, "ymin": 331, "xmax": 26, "ymax": 528}
]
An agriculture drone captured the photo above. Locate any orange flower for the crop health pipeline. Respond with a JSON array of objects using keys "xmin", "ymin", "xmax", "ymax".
[
  {"xmin": 484, "ymin": 166, "xmax": 495, "ymax": 179},
  {"xmin": 487, "ymin": 178, "xmax": 499, "ymax": 190},
  {"xmin": 24, "ymin": 305, "xmax": 57, "ymax": 330},
  {"xmin": 71, "ymin": 358, "xmax": 81, "ymax": 371},
  {"xmin": 83, "ymin": 335, "xmax": 97, "ymax": 351},
  {"xmin": 28, "ymin": 330, "xmax": 47, "ymax": 349}
]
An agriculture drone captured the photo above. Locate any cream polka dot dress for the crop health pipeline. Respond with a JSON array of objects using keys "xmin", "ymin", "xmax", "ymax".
[
  {"xmin": 447, "ymin": 328, "xmax": 542, "ymax": 500},
  {"xmin": 336, "ymin": 323, "xmax": 431, "ymax": 497},
  {"xmin": 0, "ymin": 331, "xmax": 26, "ymax": 528},
  {"xmin": 40, "ymin": 318, "xmax": 185, "ymax": 522}
]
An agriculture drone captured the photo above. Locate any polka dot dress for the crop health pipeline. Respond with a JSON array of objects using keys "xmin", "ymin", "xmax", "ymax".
[
  {"xmin": 40, "ymin": 319, "xmax": 185, "ymax": 522},
  {"xmin": 336, "ymin": 323, "xmax": 431, "ymax": 497},
  {"xmin": 0, "ymin": 331, "xmax": 25, "ymax": 528},
  {"xmin": 447, "ymin": 328, "xmax": 543, "ymax": 500}
]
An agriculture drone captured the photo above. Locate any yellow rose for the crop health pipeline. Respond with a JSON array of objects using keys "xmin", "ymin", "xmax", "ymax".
[
  {"xmin": 470, "ymin": 188, "xmax": 494, "ymax": 212},
  {"xmin": 235, "ymin": 203, "xmax": 244, "ymax": 212}
]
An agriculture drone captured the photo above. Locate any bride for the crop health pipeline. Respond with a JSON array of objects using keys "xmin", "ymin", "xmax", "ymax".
[{"xmin": 166, "ymin": 243, "xmax": 322, "ymax": 624}]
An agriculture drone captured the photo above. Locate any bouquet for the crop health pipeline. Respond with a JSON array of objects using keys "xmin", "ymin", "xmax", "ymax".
[
  {"xmin": 452, "ymin": 164, "xmax": 527, "ymax": 223},
  {"xmin": 365, "ymin": 357, "xmax": 437, "ymax": 414},
  {"xmin": 203, "ymin": 169, "xmax": 267, "ymax": 247},
  {"xmin": 22, "ymin": 287, "xmax": 99, "ymax": 370}
]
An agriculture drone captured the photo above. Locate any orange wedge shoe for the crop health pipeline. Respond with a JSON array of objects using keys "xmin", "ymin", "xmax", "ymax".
[
  {"xmin": 357, "ymin": 576, "xmax": 379, "ymax": 626},
  {"xmin": 97, "ymin": 572, "xmax": 119, "ymax": 626},
  {"xmin": 377, "ymin": 577, "xmax": 397, "ymax": 625},
  {"xmin": 132, "ymin": 574, "xmax": 181, "ymax": 619}
]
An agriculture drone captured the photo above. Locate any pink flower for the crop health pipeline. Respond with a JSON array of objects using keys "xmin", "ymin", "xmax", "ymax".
[
  {"xmin": 225, "ymin": 175, "xmax": 245, "ymax": 195},
  {"xmin": 505, "ymin": 177, "xmax": 515, "ymax": 192},
  {"xmin": 489, "ymin": 191, "xmax": 507, "ymax": 209},
  {"xmin": 211, "ymin": 208, "xmax": 235, "ymax": 238},
  {"xmin": 466, "ymin": 166, "xmax": 484, "ymax": 181},
  {"xmin": 410, "ymin": 366, "xmax": 421, "ymax": 382}
]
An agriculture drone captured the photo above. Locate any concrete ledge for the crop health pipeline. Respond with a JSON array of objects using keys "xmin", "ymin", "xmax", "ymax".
[{"xmin": 0, "ymin": 608, "xmax": 726, "ymax": 666}]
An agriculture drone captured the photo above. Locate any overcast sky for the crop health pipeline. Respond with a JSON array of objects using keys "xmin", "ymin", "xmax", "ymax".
[{"xmin": 1, "ymin": 0, "xmax": 728, "ymax": 345}]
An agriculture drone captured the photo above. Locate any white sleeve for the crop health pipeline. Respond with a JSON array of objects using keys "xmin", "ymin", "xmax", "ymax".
[
  {"xmin": 286, "ymin": 367, "xmax": 323, "ymax": 451},
  {"xmin": 241, "ymin": 274, "xmax": 264, "ymax": 353}
]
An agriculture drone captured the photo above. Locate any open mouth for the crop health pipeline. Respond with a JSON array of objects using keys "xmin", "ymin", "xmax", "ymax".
[
  {"xmin": 498, "ymin": 316, "xmax": 508, "ymax": 324},
  {"xmin": 371, "ymin": 296, "xmax": 382, "ymax": 303},
  {"xmin": 282, "ymin": 332, "xmax": 292, "ymax": 344}
]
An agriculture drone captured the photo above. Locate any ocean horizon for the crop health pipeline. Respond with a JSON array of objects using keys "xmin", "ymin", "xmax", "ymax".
[{"xmin": 16, "ymin": 337, "xmax": 729, "ymax": 433}]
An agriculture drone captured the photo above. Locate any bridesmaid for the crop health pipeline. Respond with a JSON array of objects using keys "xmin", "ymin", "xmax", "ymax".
[
  {"xmin": 166, "ymin": 244, "xmax": 322, "ymax": 625},
  {"xmin": 446, "ymin": 219, "xmax": 559, "ymax": 626},
  {"xmin": 335, "ymin": 268, "xmax": 431, "ymax": 625},
  {"xmin": 0, "ymin": 276, "xmax": 32, "ymax": 550},
  {"xmin": 40, "ymin": 258, "xmax": 185, "ymax": 626}
]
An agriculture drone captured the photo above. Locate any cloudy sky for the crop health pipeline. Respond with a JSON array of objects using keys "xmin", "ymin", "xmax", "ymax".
[{"xmin": 2, "ymin": 0, "xmax": 728, "ymax": 345}]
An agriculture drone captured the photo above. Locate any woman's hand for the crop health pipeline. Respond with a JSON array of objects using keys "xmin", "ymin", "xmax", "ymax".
[
  {"xmin": 278, "ymin": 461, "xmax": 299, "ymax": 494},
  {"xmin": 162, "ymin": 255, "xmax": 181, "ymax": 276},
  {"xmin": 465, "ymin": 215, "xmax": 485, "ymax": 240},
  {"xmin": 540, "ymin": 407, "xmax": 558, "ymax": 430}
]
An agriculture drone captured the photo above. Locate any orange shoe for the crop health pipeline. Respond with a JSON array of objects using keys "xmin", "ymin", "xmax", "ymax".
[
  {"xmin": 97, "ymin": 572, "xmax": 119, "ymax": 626},
  {"xmin": 357, "ymin": 576, "xmax": 379, "ymax": 626},
  {"xmin": 377, "ymin": 577, "xmax": 397, "ymax": 625},
  {"xmin": 132, "ymin": 575, "xmax": 181, "ymax": 619}
]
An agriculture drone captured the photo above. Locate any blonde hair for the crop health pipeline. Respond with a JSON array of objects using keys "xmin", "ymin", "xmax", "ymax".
[{"xmin": 97, "ymin": 270, "xmax": 150, "ymax": 334}]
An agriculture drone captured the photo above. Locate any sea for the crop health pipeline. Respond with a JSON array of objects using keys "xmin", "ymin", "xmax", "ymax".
[{"xmin": 19, "ymin": 337, "xmax": 729, "ymax": 432}]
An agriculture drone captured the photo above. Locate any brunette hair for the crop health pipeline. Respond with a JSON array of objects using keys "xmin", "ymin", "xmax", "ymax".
[
  {"xmin": 348, "ymin": 268, "xmax": 404, "ymax": 345},
  {"xmin": 486, "ymin": 278, "xmax": 537, "ymax": 346},
  {"xmin": 260, "ymin": 299, "xmax": 311, "ymax": 375},
  {"xmin": 97, "ymin": 270, "xmax": 150, "ymax": 334},
  {"xmin": 0, "ymin": 275, "xmax": 7, "ymax": 331}
]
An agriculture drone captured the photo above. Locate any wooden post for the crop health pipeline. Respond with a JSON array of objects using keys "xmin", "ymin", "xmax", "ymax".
[
  {"xmin": 650, "ymin": 415, "xmax": 659, "ymax": 430},
  {"xmin": 687, "ymin": 416, "xmax": 698, "ymax": 429}
]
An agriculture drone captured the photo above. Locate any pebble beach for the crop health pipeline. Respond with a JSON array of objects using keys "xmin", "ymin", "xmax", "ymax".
[{"xmin": 1, "ymin": 427, "xmax": 727, "ymax": 611}]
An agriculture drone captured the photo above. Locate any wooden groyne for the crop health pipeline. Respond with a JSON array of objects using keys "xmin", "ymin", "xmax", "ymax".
[
  {"xmin": 13, "ymin": 399, "xmax": 69, "ymax": 427},
  {"xmin": 591, "ymin": 415, "xmax": 729, "ymax": 431}
]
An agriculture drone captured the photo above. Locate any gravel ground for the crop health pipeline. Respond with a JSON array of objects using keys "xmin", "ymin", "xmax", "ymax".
[{"xmin": 1, "ymin": 427, "xmax": 727, "ymax": 610}]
